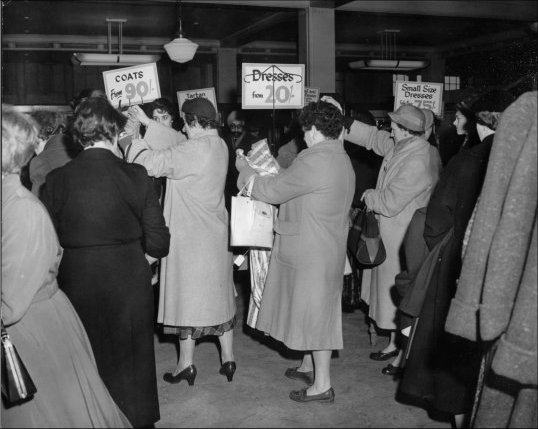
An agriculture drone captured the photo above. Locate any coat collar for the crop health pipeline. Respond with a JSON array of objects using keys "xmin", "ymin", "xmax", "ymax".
[
  {"xmin": 78, "ymin": 147, "xmax": 122, "ymax": 161},
  {"xmin": 393, "ymin": 135, "xmax": 429, "ymax": 156},
  {"xmin": 2, "ymin": 174, "xmax": 23, "ymax": 206},
  {"xmin": 297, "ymin": 139, "xmax": 345, "ymax": 159},
  {"xmin": 462, "ymin": 133, "xmax": 494, "ymax": 159},
  {"xmin": 43, "ymin": 134, "xmax": 69, "ymax": 151}
]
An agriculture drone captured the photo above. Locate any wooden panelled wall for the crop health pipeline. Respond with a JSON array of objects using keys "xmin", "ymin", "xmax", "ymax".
[{"xmin": 2, "ymin": 57, "xmax": 217, "ymax": 107}]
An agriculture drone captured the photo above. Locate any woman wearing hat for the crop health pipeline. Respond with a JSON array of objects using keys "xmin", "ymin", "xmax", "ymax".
[
  {"xmin": 338, "ymin": 101, "xmax": 441, "ymax": 373},
  {"xmin": 397, "ymin": 89, "xmax": 515, "ymax": 428},
  {"xmin": 126, "ymin": 97, "xmax": 237, "ymax": 386}
]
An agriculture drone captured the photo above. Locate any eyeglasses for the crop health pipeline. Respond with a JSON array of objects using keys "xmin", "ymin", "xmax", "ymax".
[{"xmin": 230, "ymin": 124, "xmax": 243, "ymax": 130}]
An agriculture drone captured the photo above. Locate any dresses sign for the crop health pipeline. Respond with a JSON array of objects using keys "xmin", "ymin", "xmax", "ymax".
[{"xmin": 242, "ymin": 63, "xmax": 304, "ymax": 109}]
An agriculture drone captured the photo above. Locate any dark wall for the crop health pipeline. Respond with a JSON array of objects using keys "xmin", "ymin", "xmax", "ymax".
[{"xmin": 3, "ymin": 35, "xmax": 536, "ymax": 116}]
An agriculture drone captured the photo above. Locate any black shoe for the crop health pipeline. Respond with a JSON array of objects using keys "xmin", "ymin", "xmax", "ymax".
[
  {"xmin": 289, "ymin": 387, "xmax": 335, "ymax": 403},
  {"xmin": 381, "ymin": 364, "xmax": 403, "ymax": 377},
  {"xmin": 369, "ymin": 349, "xmax": 399, "ymax": 361},
  {"xmin": 163, "ymin": 364, "xmax": 197, "ymax": 385},
  {"xmin": 219, "ymin": 361, "xmax": 237, "ymax": 382},
  {"xmin": 285, "ymin": 367, "xmax": 314, "ymax": 385}
]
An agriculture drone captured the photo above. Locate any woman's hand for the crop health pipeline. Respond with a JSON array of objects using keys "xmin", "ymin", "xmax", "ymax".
[
  {"xmin": 235, "ymin": 150, "xmax": 249, "ymax": 172},
  {"xmin": 145, "ymin": 254, "xmax": 157, "ymax": 265},
  {"xmin": 361, "ymin": 189, "xmax": 374, "ymax": 210},
  {"xmin": 128, "ymin": 105, "xmax": 151, "ymax": 127}
]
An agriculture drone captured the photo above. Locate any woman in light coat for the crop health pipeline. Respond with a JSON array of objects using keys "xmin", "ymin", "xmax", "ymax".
[
  {"xmin": 126, "ymin": 98, "xmax": 236, "ymax": 386},
  {"xmin": 343, "ymin": 102, "xmax": 441, "ymax": 366},
  {"xmin": 2, "ymin": 104, "xmax": 131, "ymax": 428},
  {"xmin": 236, "ymin": 100, "xmax": 355, "ymax": 403}
]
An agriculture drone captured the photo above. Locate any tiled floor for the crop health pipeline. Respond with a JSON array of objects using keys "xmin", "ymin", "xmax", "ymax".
[{"xmin": 153, "ymin": 271, "xmax": 452, "ymax": 428}]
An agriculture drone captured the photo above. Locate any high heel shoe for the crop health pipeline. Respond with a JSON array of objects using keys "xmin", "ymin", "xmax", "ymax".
[
  {"xmin": 163, "ymin": 364, "xmax": 197, "ymax": 385},
  {"xmin": 219, "ymin": 361, "xmax": 237, "ymax": 382}
]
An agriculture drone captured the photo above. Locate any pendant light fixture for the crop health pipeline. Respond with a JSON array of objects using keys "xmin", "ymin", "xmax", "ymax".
[{"xmin": 164, "ymin": 0, "xmax": 198, "ymax": 63}]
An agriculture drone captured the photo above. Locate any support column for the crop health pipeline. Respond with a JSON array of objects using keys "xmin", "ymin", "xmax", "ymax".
[
  {"xmin": 298, "ymin": 6, "xmax": 335, "ymax": 93},
  {"xmin": 421, "ymin": 55, "xmax": 445, "ymax": 84},
  {"xmin": 217, "ymin": 47, "xmax": 238, "ymax": 104}
]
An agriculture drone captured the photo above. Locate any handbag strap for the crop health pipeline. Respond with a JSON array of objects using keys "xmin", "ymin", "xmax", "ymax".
[{"xmin": 1, "ymin": 319, "xmax": 8, "ymax": 341}]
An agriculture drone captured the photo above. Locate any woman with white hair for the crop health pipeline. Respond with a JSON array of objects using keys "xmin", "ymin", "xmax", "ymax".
[{"xmin": 1, "ymin": 105, "xmax": 131, "ymax": 428}]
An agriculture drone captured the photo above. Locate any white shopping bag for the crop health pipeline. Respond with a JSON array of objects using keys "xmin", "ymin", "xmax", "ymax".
[{"xmin": 230, "ymin": 177, "xmax": 276, "ymax": 249}]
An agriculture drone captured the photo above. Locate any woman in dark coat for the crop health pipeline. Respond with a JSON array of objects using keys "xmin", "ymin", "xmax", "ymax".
[
  {"xmin": 397, "ymin": 90, "xmax": 515, "ymax": 428},
  {"xmin": 41, "ymin": 97, "xmax": 170, "ymax": 428}
]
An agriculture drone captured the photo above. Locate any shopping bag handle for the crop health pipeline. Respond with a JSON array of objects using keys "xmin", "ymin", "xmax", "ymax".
[{"xmin": 237, "ymin": 175, "xmax": 255, "ymax": 198}]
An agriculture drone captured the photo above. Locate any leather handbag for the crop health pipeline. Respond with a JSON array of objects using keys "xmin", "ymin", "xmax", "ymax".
[
  {"xmin": 347, "ymin": 204, "xmax": 386, "ymax": 267},
  {"xmin": 1, "ymin": 320, "xmax": 37, "ymax": 404},
  {"xmin": 230, "ymin": 176, "xmax": 276, "ymax": 249}
]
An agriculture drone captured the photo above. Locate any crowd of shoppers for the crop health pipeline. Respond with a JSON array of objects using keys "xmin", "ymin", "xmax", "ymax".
[{"xmin": 2, "ymin": 82, "xmax": 536, "ymax": 428}]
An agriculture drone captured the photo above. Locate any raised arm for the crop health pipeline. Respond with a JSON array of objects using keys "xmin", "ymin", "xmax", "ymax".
[{"xmin": 344, "ymin": 120, "xmax": 394, "ymax": 157}]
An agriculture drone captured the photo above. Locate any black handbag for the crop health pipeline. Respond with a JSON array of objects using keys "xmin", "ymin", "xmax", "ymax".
[
  {"xmin": 1, "ymin": 320, "xmax": 37, "ymax": 404},
  {"xmin": 347, "ymin": 204, "xmax": 386, "ymax": 267}
]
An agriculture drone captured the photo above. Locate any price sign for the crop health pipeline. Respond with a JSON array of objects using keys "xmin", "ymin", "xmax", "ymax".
[
  {"xmin": 177, "ymin": 87, "xmax": 217, "ymax": 112},
  {"xmin": 103, "ymin": 63, "xmax": 161, "ymax": 108},
  {"xmin": 394, "ymin": 81, "xmax": 444, "ymax": 116},
  {"xmin": 304, "ymin": 87, "xmax": 320, "ymax": 105},
  {"xmin": 242, "ymin": 63, "xmax": 304, "ymax": 110}
]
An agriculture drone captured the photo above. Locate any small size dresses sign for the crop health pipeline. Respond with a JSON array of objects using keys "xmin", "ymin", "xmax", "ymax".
[{"xmin": 393, "ymin": 81, "xmax": 444, "ymax": 116}]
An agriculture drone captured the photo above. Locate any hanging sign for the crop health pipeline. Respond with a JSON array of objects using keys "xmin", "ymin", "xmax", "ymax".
[
  {"xmin": 304, "ymin": 87, "xmax": 320, "ymax": 105},
  {"xmin": 177, "ymin": 87, "xmax": 217, "ymax": 112},
  {"xmin": 103, "ymin": 63, "xmax": 161, "ymax": 109},
  {"xmin": 393, "ymin": 81, "xmax": 443, "ymax": 116},
  {"xmin": 242, "ymin": 63, "xmax": 304, "ymax": 110}
]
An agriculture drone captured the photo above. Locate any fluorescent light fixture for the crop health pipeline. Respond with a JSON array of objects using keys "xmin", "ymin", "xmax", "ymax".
[
  {"xmin": 72, "ymin": 53, "xmax": 161, "ymax": 66},
  {"xmin": 349, "ymin": 59, "xmax": 428, "ymax": 71}
]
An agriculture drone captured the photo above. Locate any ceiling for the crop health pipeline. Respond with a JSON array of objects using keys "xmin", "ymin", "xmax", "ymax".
[{"xmin": 2, "ymin": 0, "xmax": 537, "ymax": 65}]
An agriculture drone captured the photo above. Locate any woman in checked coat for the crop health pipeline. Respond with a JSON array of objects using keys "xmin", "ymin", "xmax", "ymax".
[{"xmin": 236, "ymin": 100, "xmax": 355, "ymax": 404}]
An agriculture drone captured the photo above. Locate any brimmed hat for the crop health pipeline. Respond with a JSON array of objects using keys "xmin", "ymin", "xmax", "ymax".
[
  {"xmin": 388, "ymin": 104, "xmax": 425, "ymax": 132},
  {"xmin": 421, "ymin": 108, "xmax": 435, "ymax": 130},
  {"xmin": 181, "ymin": 97, "xmax": 217, "ymax": 121}
]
